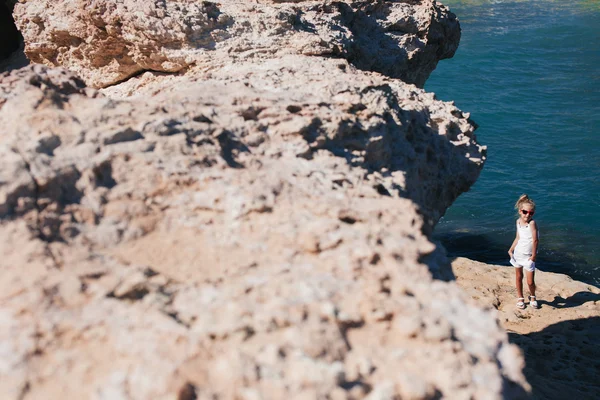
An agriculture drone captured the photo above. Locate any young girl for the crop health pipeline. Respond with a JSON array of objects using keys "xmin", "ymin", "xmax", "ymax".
[{"xmin": 508, "ymin": 194, "xmax": 539, "ymax": 309}]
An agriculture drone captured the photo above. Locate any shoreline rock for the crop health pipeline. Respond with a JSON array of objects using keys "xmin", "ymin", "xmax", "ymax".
[{"xmin": 452, "ymin": 257, "xmax": 600, "ymax": 399}]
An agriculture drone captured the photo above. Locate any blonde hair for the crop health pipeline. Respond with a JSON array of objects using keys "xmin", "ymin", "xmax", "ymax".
[{"xmin": 515, "ymin": 194, "xmax": 536, "ymax": 212}]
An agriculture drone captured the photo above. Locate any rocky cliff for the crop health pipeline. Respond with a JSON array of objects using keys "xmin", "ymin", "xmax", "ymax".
[{"xmin": 0, "ymin": 1, "xmax": 531, "ymax": 399}]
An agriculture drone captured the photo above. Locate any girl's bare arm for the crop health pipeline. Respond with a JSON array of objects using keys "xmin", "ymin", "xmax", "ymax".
[
  {"xmin": 530, "ymin": 220, "xmax": 538, "ymax": 261},
  {"xmin": 508, "ymin": 230, "xmax": 519, "ymax": 256}
]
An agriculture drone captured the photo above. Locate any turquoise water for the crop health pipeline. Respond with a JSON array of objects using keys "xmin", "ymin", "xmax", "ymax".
[{"xmin": 426, "ymin": 0, "xmax": 600, "ymax": 285}]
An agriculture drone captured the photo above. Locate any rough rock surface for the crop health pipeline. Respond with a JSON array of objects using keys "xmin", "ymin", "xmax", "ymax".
[
  {"xmin": 14, "ymin": 0, "xmax": 460, "ymax": 88},
  {"xmin": 453, "ymin": 258, "xmax": 600, "ymax": 400},
  {"xmin": 0, "ymin": 59, "xmax": 504, "ymax": 399},
  {"xmin": 0, "ymin": 1, "xmax": 535, "ymax": 399}
]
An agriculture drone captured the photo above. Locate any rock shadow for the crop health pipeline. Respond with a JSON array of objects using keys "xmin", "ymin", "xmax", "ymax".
[
  {"xmin": 293, "ymin": 84, "xmax": 483, "ymax": 281},
  {"xmin": 216, "ymin": 129, "xmax": 250, "ymax": 169},
  {"xmin": 306, "ymin": 82, "xmax": 482, "ymax": 233},
  {"xmin": 433, "ymin": 231, "xmax": 503, "ymax": 263},
  {"xmin": 187, "ymin": 2, "xmax": 234, "ymax": 51},
  {"xmin": 0, "ymin": 0, "xmax": 29, "ymax": 73},
  {"xmin": 337, "ymin": 2, "xmax": 412, "ymax": 83},
  {"xmin": 0, "ymin": 1, "xmax": 21, "ymax": 60},
  {"xmin": 508, "ymin": 316, "xmax": 600, "ymax": 399}
]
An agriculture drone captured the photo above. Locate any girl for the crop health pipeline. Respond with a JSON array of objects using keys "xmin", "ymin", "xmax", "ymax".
[{"xmin": 508, "ymin": 194, "xmax": 539, "ymax": 309}]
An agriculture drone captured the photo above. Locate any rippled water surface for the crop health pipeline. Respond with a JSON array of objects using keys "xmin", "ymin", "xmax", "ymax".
[{"xmin": 426, "ymin": 0, "xmax": 600, "ymax": 284}]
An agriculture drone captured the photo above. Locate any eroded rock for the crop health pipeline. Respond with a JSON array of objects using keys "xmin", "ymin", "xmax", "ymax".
[
  {"xmin": 0, "ymin": 56, "xmax": 517, "ymax": 399},
  {"xmin": 14, "ymin": 0, "xmax": 460, "ymax": 88},
  {"xmin": 0, "ymin": 1, "xmax": 532, "ymax": 399}
]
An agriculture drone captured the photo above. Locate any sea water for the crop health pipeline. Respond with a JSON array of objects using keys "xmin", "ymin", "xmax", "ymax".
[{"xmin": 426, "ymin": 0, "xmax": 600, "ymax": 285}]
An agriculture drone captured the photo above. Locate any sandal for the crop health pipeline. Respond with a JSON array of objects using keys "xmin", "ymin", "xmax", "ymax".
[
  {"xmin": 516, "ymin": 298, "xmax": 525, "ymax": 309},
  {"xmin": 529, "ymin": 295, "xmax": 539, "ymax": 309}
]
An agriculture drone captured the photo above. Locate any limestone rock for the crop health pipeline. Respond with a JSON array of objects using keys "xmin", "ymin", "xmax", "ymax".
[
  {"xmin": 0, "ymin": 1, "xmax": 533, "ymax": 399},
  {"xmin": 14, "ymin": 0, "xmax": 460, "ymax": 88},
  {"xmin": 0, "ymin": 56, "xmax": 517, "ymax": 398},
  {"xmin": 453, "ymin": 257, "xmax": 600, "ymax": 399}
]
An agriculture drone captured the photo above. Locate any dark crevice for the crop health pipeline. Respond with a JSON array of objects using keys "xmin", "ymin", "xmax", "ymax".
[
  {"xmin": 106, "ymin": 285, "xmax": 150, "ymax": 301},
  {"xmin": 0, "ymin": 1, "xmax": 21, "ymax": 61},
  {"xmin": 104, "ymin": 68, "xmax": 182, "ymax": 88},
  {"xmin": 339, "ymin": 215, "xmax": 357, "ymax": 224},
  {"xmin": 164, "ymin": 311, "xmax": 191, "ymax": 328},
  {"xmin": 93, "ymin": 160, "xmax": 117, "ymax": 188},
  {"xmin": 177, "ymin": 382, "xmax": 198, "ymax": 400},
  {"xmin": 339, "ymin": 380, "xmax": 372, "ymax": 394},
  {"xmin": 336, "ymin": 319, "xmax": 365, "ymax": 351},
  {"xmin": 374, "ymin": 183, "xmax": 391, "ymax": 196},
  {"xmin": 216, "ymin": 129, "xmax": 249, "ymax": 168},
  {"xmin": 17, "ymin": 381, "xmax": 30, "ymax": 400}
]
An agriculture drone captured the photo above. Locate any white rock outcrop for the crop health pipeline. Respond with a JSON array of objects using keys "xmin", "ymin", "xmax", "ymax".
[
  {"xmin": 0, "ymin": 1, "xmax": 532, "ymax": 399},
  {"xmin": 14, "ymin": 0, "xmax": 460, "ymax": 88}
]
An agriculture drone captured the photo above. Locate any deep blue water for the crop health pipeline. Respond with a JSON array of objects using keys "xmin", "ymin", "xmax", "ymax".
[{"xmin": 426, "ymin": 0, "xmax": 600, "ymax": 285}]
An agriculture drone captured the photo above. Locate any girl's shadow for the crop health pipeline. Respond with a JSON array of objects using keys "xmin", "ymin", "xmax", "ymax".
[{"xmin": 540, "ymin": 291, "xmax": 600, "ymax": 309}]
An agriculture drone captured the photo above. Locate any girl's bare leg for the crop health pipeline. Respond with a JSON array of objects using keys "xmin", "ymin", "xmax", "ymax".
[
  {"xmin": 526, "ymin": 270, "xmax": 536, "ymax": 297},
  {"xmin": 515, "ymin": 267, "xmax": 524, "ymax": 298}
]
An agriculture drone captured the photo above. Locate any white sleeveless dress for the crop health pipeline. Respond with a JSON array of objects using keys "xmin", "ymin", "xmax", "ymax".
[{"xmin": 510, "ymin": 220, "xmax": 538, "ymax": 271}]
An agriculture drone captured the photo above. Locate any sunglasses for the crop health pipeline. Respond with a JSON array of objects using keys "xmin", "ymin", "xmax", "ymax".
[{"xmin": 521, "ymin": 210, "xmax": 535, "ymax": 216}]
